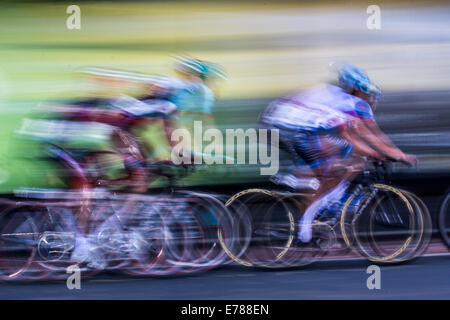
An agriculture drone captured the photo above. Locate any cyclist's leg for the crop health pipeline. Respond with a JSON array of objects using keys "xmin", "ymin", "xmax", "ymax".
[
  {"xmin": 294, "ymin": 133, "xmax": 356, "ymax": 242},
  {"xmin": 95, "ymin": 128, "xmax": 150, "ymax": 193},
  {"xmin": 47, "ymin": 146, "xmax": 91, "ymax": 235},
  {"xmin": 270, "ymin": 128, "xmax": 320, "ymax": 192}
]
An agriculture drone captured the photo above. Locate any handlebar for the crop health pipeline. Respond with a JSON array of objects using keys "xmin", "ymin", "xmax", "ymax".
[{"xmin": 359, "ymin": 158, "xmax": 397, "ymax": 184}]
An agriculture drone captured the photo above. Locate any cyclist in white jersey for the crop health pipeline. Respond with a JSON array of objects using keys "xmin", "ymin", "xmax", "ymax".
[{"xmin": 261, "ymin": 62, "xmax": 417, "ymax": 244}]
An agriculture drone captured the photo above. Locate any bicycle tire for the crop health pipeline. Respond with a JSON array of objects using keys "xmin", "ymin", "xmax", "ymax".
[
  {"xmin": 396, "ymin": 190, "xmax": 432, "ymax": 260},
  {"xmin": 341, "ymin": 184, "xmax": 416, "ymax": 263},
  {"xmin": 0, "ymin": 205, "xmax": 45, "ymax": 281},
  {"xmin": 219, "ymin": 189, "xmax": 295, "ymax": 268},
  {"xmin": 438, "ymin": 191, "xmax": 450, "ymax": 249}
]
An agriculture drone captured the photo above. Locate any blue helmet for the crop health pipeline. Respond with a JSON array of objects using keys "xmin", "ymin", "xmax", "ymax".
[
  {"xmin": 330, "ymin": 62, "xmax": 381, "ymax": 99},
  {"xmin": 173, "ymin": 55, "xmax": 227, "ymax": 82}
]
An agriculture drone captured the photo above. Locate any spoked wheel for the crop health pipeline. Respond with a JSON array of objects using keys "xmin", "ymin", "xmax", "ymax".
[
  {"xmin": 438, "ymin": 191, "xmax": 450, "ymax": 249},
  {"xmin": 261, "ymin": 195, "xmax": 330, "ymax": 268},
  {"xmin": 285, "ymin": 220, "xmax": 337, "ymax": 268},
  {"xmin": 342, "ymin": 184, "xmax": 419, "ymax": 263},
  {"xmin": 396, "ymin": 190, "xmax": 432, "ymax": 260},
  {"xmin": 123, "ymin": 198, "xmax": 188, "ymax": 277},
  {"xmin": 34, "ymin": 206, "xmax": 75, "ymax": 275},
  {"xmin": 218, "ymin": 193, "xmax": 252, "ymax": 266},
  {"xmin": 219, "ymin": 189, "xmax": 295, "ymax": 268},
  {"xmin": 171, "ymin": 192, "xmax": 234, "ymax": 273},
  {"xmin": 34, "ymin": 204, "xmax": 102, "ymax": 280},
  {"xmin": 0, "ymin": 205, "xmax": 47, "ymax": 281}
]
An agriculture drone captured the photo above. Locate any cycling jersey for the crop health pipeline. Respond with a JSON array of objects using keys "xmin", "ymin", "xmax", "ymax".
[
  {"xmin": 297, "ymin": 84, "xmax": 374, "ymax": 121},
  {"xmin": 261, "ymin": 93, "xmax": 348, "ymax": 133},
  {"xmin": 135, "ymin": 76, "xmax": 216, "ymax": 160},
  {"xmin": 111, "ymin": 94, "xmax": 176, "ymax": 117},
  {"xmin": 151, "ymin": 77, "xmax": 214, "ymax": 114},
  {"xmin": 171, "ymin": 81, "xmax": 214, "ymax": 115},
  {"xmin": 261, "ymin": 86, "xmax": 360, "ymax": 171}
]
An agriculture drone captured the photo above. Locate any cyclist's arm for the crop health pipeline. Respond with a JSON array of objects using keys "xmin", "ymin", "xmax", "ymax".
[
  {"xmin": 353, "ymin": 100, "xmax": 397, "ymax": 148},
  {"xmin": 363, "ymin": 119, "xmax": 396, "ymax": 147},
  {"xmin": 338, "ymin": 122, "xmax": 382, "ymax": 160},
  {"xmin": 353, "ymin": 117, "xmax": 407, "ymax": 161},
  {"xmin": 162, "ymin": 117, "xmax": 179, "ymax": 149}
]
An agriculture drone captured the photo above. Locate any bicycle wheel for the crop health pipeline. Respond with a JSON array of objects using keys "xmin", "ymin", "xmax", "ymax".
[
  {"xmin": 123, "ymin": 196, "xmax": 197, "ymax": 277},
  {"xmin": 172, "ymin": 191, "xmax": 234, "ymax": 273},
  {"xmin": 0, "ymin": 205, "xmax": 45, "ymax": 281},
  {"xmin": 217, "ymin": 192, "xmax": 252, "ymax": 266},
  {"xmin": 219, "ymin": 189, "xmax": 295, "ymax": 268},
  {"xmin": 265, "ymin": 194, "xmax": 330, "ymax": 268},
  {"xmin": 365, "ymin": 188, "xmax": 429, "ymax": 263},
  {"xmin": 438, "ymin": 191, "xmax": 450, "ymax": 249},
  {"xmin": 341, "ymin": 184, "xmax": 417, "ymax": 263},
  {"xmin": 396, "ymin": 190, "xmax": 432, "ymax": 260},
  {"xmin": 35, "ymin": 203, "xmax": 102, "ymax": 280},
  {"xmin": 33, "ymin": 206, "xmax": 76, "ymax": 279}
]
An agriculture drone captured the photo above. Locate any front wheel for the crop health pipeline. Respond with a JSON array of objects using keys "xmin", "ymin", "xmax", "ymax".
[
  {"xmin": 438, "ymin": 191, "xmax": 450, "ymax": 249},
  {"xmin": 341, "ymin": 184, "xmax": 421, "ymax": 263},
  {"xmin": 0, "ymin": 205, "xmax": 45, "ymax": 281}
]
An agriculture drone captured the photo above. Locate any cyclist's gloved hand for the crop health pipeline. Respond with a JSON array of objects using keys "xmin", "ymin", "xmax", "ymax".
[{"xmin": 400, "ymin": 153, "xmax": 418, "ymax": 166}]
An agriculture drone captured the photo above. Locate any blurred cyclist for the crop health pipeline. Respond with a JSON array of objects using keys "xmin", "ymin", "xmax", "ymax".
[
  {"xmin": 71, "ymin": 56, "xmax": 226, "ymax": 264},
  {"xmin": 141, "ymin": 55, "xmax": 227, "ymax": 159},
  {"xmin": 261, "ymin": 62, "xmax": 417, "ymax": 244}
]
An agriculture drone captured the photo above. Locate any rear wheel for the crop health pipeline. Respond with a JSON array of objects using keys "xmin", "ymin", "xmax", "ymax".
[
  {"xmin": 438, "ymin": 191, "xmax": 450, "ymax": 249},
  {"xmin": 219, "ymin": 189, "xmax": 295, "ymax": 268}
]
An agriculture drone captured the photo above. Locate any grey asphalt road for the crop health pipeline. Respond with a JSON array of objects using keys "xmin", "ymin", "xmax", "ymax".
[
  {"xmin": 0, "ymin": 181, "xmax": 449, "ymax": 300},
  {"xmin": 1, "ymin": 254, "xmax": 449, "ymax": 300}
]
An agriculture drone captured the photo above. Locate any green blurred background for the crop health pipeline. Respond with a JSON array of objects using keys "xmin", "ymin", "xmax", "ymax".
[{"xmin": 1, "ymin": 0, "xmax": 450, "ymax": 192}]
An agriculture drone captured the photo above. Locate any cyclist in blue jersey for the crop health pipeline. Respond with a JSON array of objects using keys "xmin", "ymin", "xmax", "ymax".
[
  {"xmin": 141, "ymin": 55, "xmax": 227, "ymax": 158},
  {"xmin": 54, "ymin": 57, "xmax": 226, "ymax": 264}
]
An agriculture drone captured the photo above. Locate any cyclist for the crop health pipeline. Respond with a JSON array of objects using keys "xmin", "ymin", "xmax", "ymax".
[
  {"xmin": 80, "ymin": 55, "xmax": 227, "ymax": 161},
  {"xmin": 70, "ymin": 56, "xmax": 226, "ymax": 263},
  {"xmin": 139, "ymin": 55, "xmax": 227, "ymax": 160},
  {"xmin": 260, "ymin": 62, "xmax": 417, "ymax": 244}
]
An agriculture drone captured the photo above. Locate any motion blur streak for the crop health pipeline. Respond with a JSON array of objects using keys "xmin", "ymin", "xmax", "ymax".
[{"xmin": 0, "ymin": 0, "xmax": 448, "ymax": 299}]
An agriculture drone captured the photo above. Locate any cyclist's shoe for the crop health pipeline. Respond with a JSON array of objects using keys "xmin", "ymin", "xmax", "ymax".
[
  {"xmin": 86, "ymin": 251, "xmax": 107, "ymax": 270},
  {"xmin": 270, "ymin": 173, "xmax": 320, "ymax": 192},
  {"xmin": 71, "ymin": 236, "xmax": 105, "ymax": 269},
  {"xmin": 70, "ymin": 236, "xmax": 90, "ymax": 263},
  {"xmin": 328, "ymin": 240, "xmax": 347, "ymax": 250},
  {"xmin": 296, "ymin": 221, "xmax": 334, "ymax": 250},
  {"xmin": 312, "ymin": 223, "xmax": 334, "ymax": 250},
  {"xmin": 270, "ymin": 173, "xmax": 296, "ymax": 192}
]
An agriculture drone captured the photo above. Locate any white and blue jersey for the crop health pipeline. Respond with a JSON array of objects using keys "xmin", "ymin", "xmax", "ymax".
[
  {"xmin": 261, "ymin": 84, "xmax": 368, "ymax": 169},
  {"xmin": 298, "ymin": 84, "xmax": 374, "ymax": 121},
  {"xmin": 261, "ymin": 90, "xmax": 348, "ymax": 134}
]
